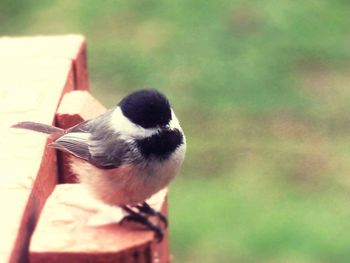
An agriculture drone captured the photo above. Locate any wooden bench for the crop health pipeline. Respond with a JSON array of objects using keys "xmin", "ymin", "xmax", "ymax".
[{"xmin": 0, "ymin": 35, "xmax": 169, "ymax": 263}]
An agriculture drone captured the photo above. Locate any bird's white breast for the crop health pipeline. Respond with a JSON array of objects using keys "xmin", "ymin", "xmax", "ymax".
[{"xmin": 70, "ymin": 141, "xmax": 186, "ymax": 206}]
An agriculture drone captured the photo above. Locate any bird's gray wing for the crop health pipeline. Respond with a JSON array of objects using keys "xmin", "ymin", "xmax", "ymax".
[
  {"xmin": 49, "ymin": 132, "xmax": 91, "ymax": 161},
  {"xmin": 50, "ymin": 131, "xmax": 131, "ymax": 169},
  {"xmin": 87, "ymin": 132, "xmax": 131, "ymax": 169},
  {"xmin": 50, "ymin": 109, "xmax": 131, "ymax": 169}
]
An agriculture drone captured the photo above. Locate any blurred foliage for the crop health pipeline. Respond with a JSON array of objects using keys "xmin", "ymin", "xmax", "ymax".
[{"xmin": 2, "ymin": 0, "xmax": 350, "ymax": 262}]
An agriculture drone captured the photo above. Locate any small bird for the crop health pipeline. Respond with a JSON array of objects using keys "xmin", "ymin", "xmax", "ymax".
[{"xmin": 12, "ymin": 89, "xmax": 186, "ymax": 240}]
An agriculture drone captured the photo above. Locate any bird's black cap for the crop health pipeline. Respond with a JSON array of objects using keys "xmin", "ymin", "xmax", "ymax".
[{"xmin": 119, "ymin": 89, "xmax": 172, "ymax": 129}]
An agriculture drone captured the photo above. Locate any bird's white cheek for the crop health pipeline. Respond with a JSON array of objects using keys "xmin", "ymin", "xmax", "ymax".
[
  {"xmin": 169, "ymin": 109, "xmax": 184, "ymax": 133},
  {"xmin": 110, "ymin": 107, "xmax": 157, "ymax": 138},
  {"xmin": 176, "ymin": 141, "xmax": 186, "ymax": 166}
]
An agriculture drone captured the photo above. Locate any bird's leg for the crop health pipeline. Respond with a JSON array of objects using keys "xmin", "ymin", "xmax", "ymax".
[
  {"xmin": 121, "ymin": 205, "xmax": 164, "ymax": 242},
  {"xmin": 134, "ymin": 202, "xmax": 168, "ymax": 227}
]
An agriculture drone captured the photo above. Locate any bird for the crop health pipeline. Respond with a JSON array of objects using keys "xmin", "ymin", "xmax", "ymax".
[{"xmin": 12, "ymin": 88, "xmax": 186, "ymax": 241}]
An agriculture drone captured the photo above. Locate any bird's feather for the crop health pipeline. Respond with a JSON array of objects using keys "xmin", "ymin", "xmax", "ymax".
[
  {"xmin": 12, "ymin": 121, "xmax": 64, "ymax": 135},
  {"xmin": 49, "ymin": 132, "xmax": 91, "ymax": 161}
]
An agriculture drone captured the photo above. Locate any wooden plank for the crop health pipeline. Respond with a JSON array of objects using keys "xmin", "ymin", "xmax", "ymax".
[
  {"xmin": 30, "ymin": 184, "xmax": 168, "ymax": 262},
  {"xmin": 0, "ymin": 35, "xmax": 88, "ymax": 263},
  {"xmin": 0, "ymin": 35, "xmax": 88, "ymax": 91},
  {"xmin": 56, "ymin": 90, "xmax": 106, "ymax": 129}
]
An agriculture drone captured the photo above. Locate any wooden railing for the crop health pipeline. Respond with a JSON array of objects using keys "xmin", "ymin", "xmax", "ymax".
[{"xmin": 0, "ymin": 35, "xmax": 169, "ymax": 263}]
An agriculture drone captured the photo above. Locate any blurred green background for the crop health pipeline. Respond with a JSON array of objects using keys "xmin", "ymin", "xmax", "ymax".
[{"xmin": 2, "ymin": 1, "xmax": 350, "ymax": 262}]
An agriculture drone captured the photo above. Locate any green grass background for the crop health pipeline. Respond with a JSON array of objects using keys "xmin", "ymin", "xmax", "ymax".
[{"xmin": 2, "ymin": 1, "xmax": 350, "ymax": 262}]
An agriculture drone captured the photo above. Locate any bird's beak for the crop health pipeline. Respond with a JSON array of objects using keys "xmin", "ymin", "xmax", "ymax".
[{"xmin": 159, "ymin": 124, "xmax": 170, "ymax": 131}]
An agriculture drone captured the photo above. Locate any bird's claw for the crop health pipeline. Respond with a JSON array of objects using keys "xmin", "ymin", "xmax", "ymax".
[
  {"xmin": 122, "ymin": 205, "xmax": 164, "ymax": 242},
  {"xmin": 135, "ymin": 202, "xmax": 168, "ymax": 227}
]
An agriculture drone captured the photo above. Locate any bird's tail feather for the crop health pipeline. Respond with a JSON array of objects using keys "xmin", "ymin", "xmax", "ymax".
[{"xmin": 11, "ymin": 121, "xmax": 64, "ymax": 135}]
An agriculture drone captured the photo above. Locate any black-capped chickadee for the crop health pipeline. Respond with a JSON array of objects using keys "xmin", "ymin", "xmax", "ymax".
[{"xmin": 12, "ymin": 89, "xmax": 186, "ymax": 240}]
